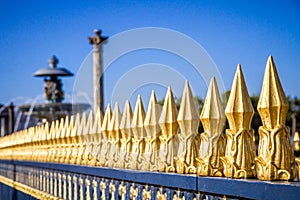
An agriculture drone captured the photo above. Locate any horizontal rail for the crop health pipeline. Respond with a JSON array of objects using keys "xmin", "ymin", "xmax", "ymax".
[{"xmin": 1, "ymin": 160, "xmax": 300, "ymax": 199}]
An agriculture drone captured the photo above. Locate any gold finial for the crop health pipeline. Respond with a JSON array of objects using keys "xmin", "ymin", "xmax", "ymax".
[
  {"xmin": 131, "ymin": 95, "xmax": 146, "ymax": 170},
  {"xmin": 256, "ymin": 56, "xmax": 295, "ymax": 180},
  {"xmin": 99, "ymin": 104, "xmax": 112, "ymax": 166},
  {"xmin": 132, "ymin": 95, "xmax": 146, "ymax": 138},
  {"xmin": 158, "ymin": 86, "xmax": 179, "ymax": 172},
  {"xmin": 91, "ymin": 107, "xmax": 103, "ymax": 134},
  {"xmin": 176, "ymin": 81, "xmax": 199, "ymax": 174},
  {"xmin": 221, "ymin": 64, "xmax": 256, "ymax": 178},
  {"xmin": 197, "ymin": 77, "xmax": 225, "ymax": 176},
  {"xmin": 145, "ymin": 90, "xmax": 162, "ymax": 138},
  {"xmin": 90, "ymin": 107, "xmax": 103, "ymax": 165},
  {"xmin": 258, "ymin": 56, "xmax": 288, "ymax": 129},
  {"xmin": 225, "ymin": 64, "xmax": 254, "ymax": 131},
  {"xmin": 77, "ymin": 112, "xmax": 87, "ymax": 164},
  {"xmin": 144, "ymin": 90, "xmax": 162, "ymax": 171},
  {"xmin": 120, "ymin": 100, "xmax": 134, "ymax": 169},
  {"xmin": 84, "ymin": 110, "xmax": 94, "ymax": 135},
  {"xmin": 107, "ymin": 102, "xmax": 122, "ymax": 167},
  {"xmin": 294, "ymin": 132, "xmax": 300, "ymax": 151}
]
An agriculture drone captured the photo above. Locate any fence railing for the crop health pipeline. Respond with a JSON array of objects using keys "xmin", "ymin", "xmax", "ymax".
[{"xmin": 1, "ymin": 56, "xmax": 300, "ymax": 199}]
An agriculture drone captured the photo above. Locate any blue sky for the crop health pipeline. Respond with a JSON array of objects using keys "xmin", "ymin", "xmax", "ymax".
[{"xmin": 0, "ymin": 0, "xmax": 299, "ymax": 108}]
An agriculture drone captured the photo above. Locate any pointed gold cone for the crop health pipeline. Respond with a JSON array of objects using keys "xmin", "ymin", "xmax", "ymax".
[
  {"xmin": 63, "ymin": 116, "xmax": 69, "ymax": 138},
  {"xmin": 84, "ymin": 110, "xmax": 94, "ymax": 135},
  {"xmin": 78, "ymin": 112, "xmax": 87, "ymax": 138},
  {"xmin": 294, "ymin": 132, "xmax": 300, "ymax": 151},
  {"xmin": 257, "ymin": 56, "xmax": 288, "ymax": 129},
  {"xmin": 120, "ymin": 100, "xmax": 134, "ymax": 137},
  {"xmin": 159, "ymin": 87, "xmax": 179, "ymax": 138},
  {"xmin": 225, "ymin": 64, "xmax": 254, "ymax": 131},
  {"xmin": 132, "ymin": 95, "xmax": 146, "ymax": 138},
  {"xmin": 120, "ymin": 100, "xmax": 134, "ymax": 169},
  {"xmin": 66, "ymin": 116, "xmax": 74, "ymax": 139},
  {"xmin": 222, "ymin": 64, "xmax": 256, "ymax": 179},
  {"xmin": 131, "ymin": 95, "xmax": 146, "ymax": 169},
  {"xmin": 157, "ymin": 86, "xmax": 179, "ymax": 172},
  {"xmin": 144, "ymin": 90, "xmax": 162, "ymax": 170},
  {"xmin": 256, "ymin": 56, "xmax": 295, "ymax": 181},
  {"xmin": 71, "ymin": 113, "xmax": 80, "ymax": 138},
  {"xmin": 108, "ymin": 102, "xmax": 122, "ymax": 133},
  {"xmin": 91, "ymin": 107, "xmax": 103, "ymax": 134},
  {"xmin": 144, "ymin": 90, "xmax": 162, "ymax": 138},
  {"xmin": 177, "ymin": 81, "xmax": 199, "ymax": 135},
  {"xmin": 101, "ymin": 104, "xmax": 112, "ymax": 135},
  {"xmin": 99, "ymin": 104, "xmax": 112, "ymax": 166},
  {"xmin": 107, "ymin": 102, "xmax": 122, "ymax": 167},
  {"xmin": 200, "ymin": 77, "xmax": 226, "ymax": 135},
  {"xmin": 176, "ymin": 81, "xmax": 199, "ymax": 174},
  {"xmin": 197, "ymin": 77, "xmax": 225, "ymax": 176}
]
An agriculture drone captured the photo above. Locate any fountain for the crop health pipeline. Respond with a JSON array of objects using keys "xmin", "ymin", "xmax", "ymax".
[{"xmin": 18, "ymin": 56, "xmax": 90, "ymax": 126}]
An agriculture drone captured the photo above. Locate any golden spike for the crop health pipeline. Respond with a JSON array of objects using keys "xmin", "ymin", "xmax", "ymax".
[
  {"xmin": 294, "ymin": 132, "xmax": 300, "ymax": 151},
  {"xmin": 83, "ymin": 110, "xmax": 98, "ymax": 166},
  {"xmin": 144, "ymin": 90, "xmax": 162, "ymax": 171},
  {"xmin": 65, "ymin": 116, "xmax": 73, "ymax": 164},
  {"xmin": 256, "ymin": 56, "xmax": 295, "ymax": 180},
  {"xmin": 70, "ymin": 113, "xmax": 80, "ymax": 164},
  {"xmin": 176, "ymin": 80, "xmax": 200, "ymax": 174},
  {"xmin": 77, "ymin": 112, "xmax": 87, "ymax": 164},
  {"xmin": 91, "ymin": 107, "xmax": 103, "ymax": 134},
  {"xmin": 84, "ymin": 110, "xmax": 94, "ymax": 135},
  {"xmin": 53, "ymin": 119, "xmax": 63, "ymax": 163},
  {"xmin": 120, "ymin": 100, "xmax": 134, "ymax": 169},
  {"xmin": 99, "ymin": 104, "xmax": 112, "ymax": 166},
  {"xmin": 48, "ymin": 121, "xmax": 56, "ymax": 162},
  {"xmin": 131, "ymin": 95, "xmax": 146, "ymax": 170},
  {"xmin": 90, "ymin": 107, "xmax": 103, "ymax": 165},
  {"xmin": 221, "ymin": 64, "xmax": 256, "ymax": 179},
  {"xmin": 158, "ymin": 86, "xmax": 179, "ymax": 172},
  {"xmin": 197, "ymin": 77, "xmax": 226, "ymax": 176},
  {"xmin": 107, "ymin": 102, "xmax": 122, "ymax": 168}
]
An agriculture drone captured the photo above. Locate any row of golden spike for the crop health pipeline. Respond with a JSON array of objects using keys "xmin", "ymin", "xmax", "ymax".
[{"xmin": 0, "ymin": 56, "xmax": 299, "ymax": 181}]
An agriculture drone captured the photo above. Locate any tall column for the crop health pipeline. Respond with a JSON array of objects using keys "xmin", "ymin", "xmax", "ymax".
[
  {"xmin": 8, "ymin": 102, "xmax": 14, "ymax": 134},
  {"xmin": 89, "ymin": 29, "xmax": 108, "ymax": 113}
]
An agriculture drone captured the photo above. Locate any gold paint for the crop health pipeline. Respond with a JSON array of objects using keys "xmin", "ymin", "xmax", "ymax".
[
  {"xmin": 99, "ymin": 105, "xmax": 112, "ymax": 166},
  {"xmin": 91, "ymin": 108, "xmax": 103, "ymax": 166},
  {"xmin": 79, "ymin": 176, "xmax": 84, "ymax": 200},
  {"xmin": 100, "ymin": 180, "xmax": 106, "ymax": 200},
  {"xmin": 256, "ymin": 56, "xmax": 295, "ymax": 180},
  {"xmin": 109, "ymin": 181, "xmax": 116, "ymax": 199},
  {"xmin": 197, "ymin": 77, "xmax": 225, "ymax": 176},
  {"xmin": 118, "ymin": 183, "xmax": 127, "ymax": 200},
  {"xmin": 158, "ymin": 87, "xmax": 179, "ymax": 172},
  {"xmin": 107, "ymin": 103, "xmax": 122, "ymax": 168},
  {"xmin": 68, "ymin": 175, "xmax": 73, "ymax": 200},
  {"xmin": 131, "ymin": 95, "xmax": 147, "ymax": 170},
  {"xmin": 63, "ymin": 174, "xmax": 67, "ymax": 200},
  {"xmin": 92, "ymin": 179, "xmax": 98, "ymax": 200},
  {"xmin": 78, "ymin": 112, "xmax": 87, "ymax": 165},
  {"xmin": 294, "ymin": 132, "xmax": 300, "ymax": 151},
  {"xmin": 142, "ymin": 185, "xmax": 151, "ymax": 199},
  {"xmin": 130, "ymin": 184, "xmax": 138, "ymax": 199},
  {"xmin": 176, "ymin": 81, "xmax": 200, "ymax": 174},
  {"xmin": 144, "ymin": 91, "xmax": 162, "ymax": 171},
  {"xmin": 58, "ymin": 172, "xmax": 62, "ymax": 198},
  {"xmin": 73, "ymin": 175, "xmax": 78, "ymax": 200},
  {"xmin": 221, "ymin": 64, "xmax": 256, "ymax": 178},
  {"xmin": 86, "ymin": 178, "xmax": 91, "ymax": 200},
  {"xmin": 156, "ymin": 187, "xmax": 167, "ymax": 200},
  {"xmin": 120, "ymin": 101, "xmax": 134, "ymax": 169}
]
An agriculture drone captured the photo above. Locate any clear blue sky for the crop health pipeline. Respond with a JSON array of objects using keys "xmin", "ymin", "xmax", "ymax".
[{"xmin": 0, "ymin": 0, "xmax": 299, "ymax": 107}]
